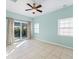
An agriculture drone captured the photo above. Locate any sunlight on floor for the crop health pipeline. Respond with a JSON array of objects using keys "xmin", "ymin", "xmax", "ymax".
[{"xmin": 6, "ymin": 40, "xmax": 26, "ymax": 56}]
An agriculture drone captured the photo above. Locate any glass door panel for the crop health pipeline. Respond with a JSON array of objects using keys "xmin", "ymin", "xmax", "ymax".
[
  {"xmin": 22, "ymin": 23, "xmax": 27, "ymax": 39},
  {"xmin": 14, "ymin": 27, "xmax": 20, "ymax": 38},
  {"xmin": 14, "ymin": 22, "xmax": 21, "ymax": 41},
  {"xmin": 14, "ymin": 22, "xmax": 20, "ymax": 26}
]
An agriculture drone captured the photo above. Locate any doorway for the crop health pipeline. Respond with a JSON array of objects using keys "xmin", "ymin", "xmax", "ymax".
[{"xmin": 14, "ymin": 21, "xmax": 28, "ymax": 42}]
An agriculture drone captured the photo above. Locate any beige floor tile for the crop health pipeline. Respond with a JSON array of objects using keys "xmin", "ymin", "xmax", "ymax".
[
  {"xmin": 49, "ymin": 46, "xmax": 63, "ymax": 57},
  {"xmin": 62, "ymin": 48, "xmax": 73, "ymax": 56},
  {"xmin": 60, "ymin": 54, "xmax": 73, "ymax": 59},
  {"xmin": 45, "ymin": 55, "xmax": 59, "ymax": 59},
  {"xmin": 29, "ymin": 55, "xmax": 45, "ymax": 59}
]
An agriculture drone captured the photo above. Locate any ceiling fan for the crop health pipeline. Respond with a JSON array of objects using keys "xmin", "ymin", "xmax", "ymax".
[{"xmin": 25, "ymin": 3, "xmax": 42, "ymax": 14}]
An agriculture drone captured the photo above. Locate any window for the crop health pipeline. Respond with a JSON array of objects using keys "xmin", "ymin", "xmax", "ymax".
[
  {"xmin": 58, "ymin": 18, "xmax": 73, "ymax": 36},
  {"xmin": 34, "ymin": 23, "xmax": 39, "ymax": 34}
]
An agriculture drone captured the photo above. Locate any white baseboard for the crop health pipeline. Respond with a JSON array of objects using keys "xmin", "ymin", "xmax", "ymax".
[{"xmin": 34, "ymin": 37, "xmax": 73, "ymax": 50}]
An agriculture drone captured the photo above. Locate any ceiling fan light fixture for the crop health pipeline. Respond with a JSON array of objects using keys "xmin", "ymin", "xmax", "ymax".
[
  {"xmin": 32, "ymin": 9, "xmax": 36, "ymax": 12},
  {"xmin": 32, "ymin": 9, "xmax": 36, "ymax": 14},
  {"xmin": 25, "ymin": 3, "xmax": 42, "ymax": 14}
]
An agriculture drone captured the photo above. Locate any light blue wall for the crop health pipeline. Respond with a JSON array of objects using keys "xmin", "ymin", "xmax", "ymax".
[
  {"xmin": 33, "ymin": 5, "xmax": 73, "ymax": 48},
  {"xmin": 6, "ymin": 10, "xmax": 33, "ymax": 21}
]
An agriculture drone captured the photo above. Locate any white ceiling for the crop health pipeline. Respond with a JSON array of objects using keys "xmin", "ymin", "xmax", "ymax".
[{"xmin": 6, "ymin": 0, "xmax": 73, "ymax": 17}]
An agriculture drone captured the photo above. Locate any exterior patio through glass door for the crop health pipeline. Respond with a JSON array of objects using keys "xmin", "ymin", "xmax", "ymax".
[{"xmin": 14, "ymin": 21, "xmax": 27, "ymax": 42}]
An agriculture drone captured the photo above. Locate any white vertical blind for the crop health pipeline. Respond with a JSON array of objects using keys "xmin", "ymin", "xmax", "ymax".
[
  {"xmin": 58, "ymin": 17, "xmax": 73, "ymax": 36},
  {"xmin": 34, "ymin": 23, "xmax": 39, "ymax": 34}
]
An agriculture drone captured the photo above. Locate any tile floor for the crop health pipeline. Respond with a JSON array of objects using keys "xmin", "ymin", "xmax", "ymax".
[{"xmin": 6, "ymin": 39, "xmax": 73, "ymax": 59}]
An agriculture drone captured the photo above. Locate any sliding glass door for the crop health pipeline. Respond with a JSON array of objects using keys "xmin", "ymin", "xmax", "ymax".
[
  {"xmin": 22, "ymin": 23, "xmax": 27, "ymax": 39},
  {"xmin": 14, "ymin": 21, "xmax": 27, "ymax": 41}
]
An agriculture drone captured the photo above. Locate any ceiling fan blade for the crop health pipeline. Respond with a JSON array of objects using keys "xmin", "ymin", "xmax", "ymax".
[
  {"xmin": 27, "ymin": 3, "xmax": 33, "ymax": 8},
  {"xmin": 37, "ymin": 10, "xmax": 42, "ymax": 13},
  {"xmin": 36, "ymin": 5, "xmax": 42, "ymax": 8},
  {"xmin": 25, "ymin": 9, "xmax": 32, "ymax": 11}
]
